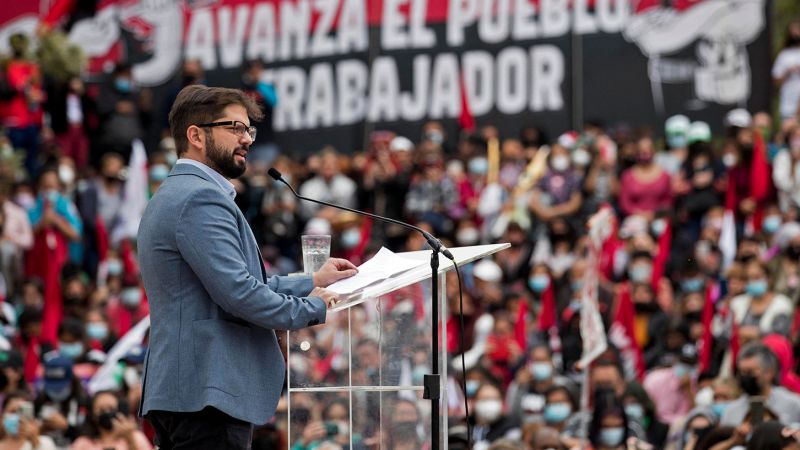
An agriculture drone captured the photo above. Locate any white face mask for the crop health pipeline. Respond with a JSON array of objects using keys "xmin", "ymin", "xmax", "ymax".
[
  {"xmin": 59, "ymin": 165, "xmax": 76, "ymax": 186},
  {"xmin": 572, "ymin": 148, "xmax": 592, "ymax": 167},
  {"xmin": 551, "ymin": 155, "xmax": 570, "ymax": 172},
  {"xmin": 475, "ymin": 399, "xmax": 503, "ymax": 423},
  {"xmin": 456, "ymin": 227, "xmax": 480, "ymax": 246},
  {"xmin": 722, "ymin": 153, "xmax": 738, "ymax": 168}
]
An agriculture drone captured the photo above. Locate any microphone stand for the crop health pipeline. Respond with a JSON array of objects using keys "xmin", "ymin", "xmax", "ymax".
[{"xmin": 269, "ymin": 169, "xmax": 451, "ymax": 449}]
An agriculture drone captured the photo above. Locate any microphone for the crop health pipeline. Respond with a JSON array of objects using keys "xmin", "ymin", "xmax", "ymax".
[{"xmin": 268, "ymin": 168, "xmax": 455, "ymax": 261}]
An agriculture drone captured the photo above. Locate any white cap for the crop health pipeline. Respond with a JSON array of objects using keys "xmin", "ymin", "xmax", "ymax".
[
  {"xmin": 390, "ymin": 136, "xmax": 414, "ymax": 152},
  {"xmin": 473, "ymin": 259, "xmax": 502, "ymax": 282},
  {"xmin": 665, "ymin": 114, "xmax": 690, "ymax": 135},
  {"xmin": 725, "ymin": 108, "xmax": 752, "ymax": 128},
  {"xmin": 687, "ymin": 121, "xmax": 712, "ymax": 144}
]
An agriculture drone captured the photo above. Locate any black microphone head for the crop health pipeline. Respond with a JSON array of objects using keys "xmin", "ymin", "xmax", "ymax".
[{"xmin": 268, "ymin": 168, "xmax": 282, "ymax": 181}]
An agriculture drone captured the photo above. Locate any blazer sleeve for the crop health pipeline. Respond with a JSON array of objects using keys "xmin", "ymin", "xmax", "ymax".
[{"xmin": 175, "ymin": 187, "xmax": 326, "ymax": 330}]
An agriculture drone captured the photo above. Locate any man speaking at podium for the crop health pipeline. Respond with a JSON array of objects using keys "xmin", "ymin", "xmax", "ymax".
[{"xmin": 137, "ymin": 85, "xmax": 357, "ymax": 449}]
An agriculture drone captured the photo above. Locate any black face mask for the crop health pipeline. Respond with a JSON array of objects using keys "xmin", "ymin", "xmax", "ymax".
[
  {"xmin": 737, "ymin": 253, "xmax": 756, "ymax": 264},
  {"xmin": 786, "ymin": 245, "xmax": 800, "ymax": 260},
  {"xmin": 738, "ymin": 374, "xmax": 762, "ymax": 396},
  {"xmin": 97, "ymin": 411, "xmax": 117, "ymax": 431},
  {"xmin": 684, "ymin": 311, "xmax": 702, "ymax": 323},
  {"xmin": 634, "ymin": 302, "xmax": 659, "ymax": 314}
]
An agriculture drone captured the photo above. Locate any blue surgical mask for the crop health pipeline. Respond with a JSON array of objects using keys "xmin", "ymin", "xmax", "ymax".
[
  {"xmin": 674, "ymin": 363, "xmax": 695, "ymax": 379},
  {"xmin": 763, "ymin": 215, "xmax": 782, "ymax": 233},
  {"xmin": 711, "ymin": 402, "xmax": 729, "ymax": 418},
  {"xmin": 107, "ymin": 260, "xmax": 123, "ymax": 276},
  {"xmin": 651, "ymin": 219, "xmax": 667, "ymax": 237},
  {"xmin": 571, "ymin": 280, "xmax": 583, "ymax": 291},
  {"xmin": 468, "ymin": 158, "xmax": 488, "ymax": 175},
  {"xmin": 341, "ymin": 228, "xmax": 361, "ymax": 249},
  {"xmin": 530, "ymin": 362, "xmax": 553, "ymax": 381},
  {"xmin": 149, "ymin": 164, "xmax": 170, "ymax": 182},
  {"xmin": 569, "ymin": 300, "xmax": 582, "ymax": 311},
  {"xmin": 43, "ymin": 190, "xmax": 60, "ymax": 204},
  {"xmin": 114, "ymin": 78, "xmax": 132, "ymax": 93},
  {"xmin": 543, "ymin": 402, "xmax": 572, "ymax": 424},
  {"xmin": 465, "ymin": 380, "xmax": 479, "ymax": 398},
  {"xmin": 681, "ymin": 278, "xmax": 704, "ymax": 293},
  {"xmin": 3, "ymin": 413, "xmax": 19, "ymax": 436},
  {"xmin": 59, "ymin": 342, "xmax": 84, "ymax": 360},
  {"xmin": 86, "ymin": 322, "xmax": 108, "ymax": 341},
  {"xmin": 625, "ymin": 404, "xmax": 644, "ymax": 420},
  {"xmin": 412, "ymin": 365, "xmax": 428, "ymax": 385},
  {"xmin": 528, "ymin": 275, "xmax": 550, "ymax": 293},
  {"xmin": 599, "ymin": 427, "xmax": 625, "ymax": 447},
  {"xmin": 629, "ymin": 264, "xmax": 652, "ymax": 283},
  {"xmin": 121, "ymin": 288, "xmax": 141, "ymax": 307},
  {"xmin": 746, "ymin": 279, "xmax": 768, "ymax": 298}
]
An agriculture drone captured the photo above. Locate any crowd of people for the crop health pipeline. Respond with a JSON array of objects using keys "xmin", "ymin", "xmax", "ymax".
[{"xmin": 0, "ymin": 16, "xmax": 799, "ymax": 450}]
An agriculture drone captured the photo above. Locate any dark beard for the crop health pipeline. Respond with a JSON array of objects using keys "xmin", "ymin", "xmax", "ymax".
[{"xmin": 206, "ymin": 133, "xmax": 247, "ymax": 179}]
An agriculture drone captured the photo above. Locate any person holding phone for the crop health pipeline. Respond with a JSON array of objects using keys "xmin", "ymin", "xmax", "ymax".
[
  {"xmin": 0, "ymin": 391, "xmax": 56, "ymax": 450},
  {"xmin": 70, "ymin": 391, "xmax": 151, "ymax": 450}
]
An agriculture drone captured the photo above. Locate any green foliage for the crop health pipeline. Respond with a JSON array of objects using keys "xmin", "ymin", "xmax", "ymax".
[{"xmin": 35, "ymin": 31, "xmax": 85, "ymax": 83}]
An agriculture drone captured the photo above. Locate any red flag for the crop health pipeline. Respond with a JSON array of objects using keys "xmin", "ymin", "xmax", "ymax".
[
  {"xmin": 750, "ymin": 133, "xmax": 771, "ymax": 231},
  {"xmin": 698, "ymin": 284, "xmax": 716, "ymax": 373},
  {"xmin": 26, "ymin": 227, "xmax": 68, "ymax": 346},
  {"xmin": 611, "ymin": 283, "xmax": 644, "ymax": 380},
  {"xmin": 41, "ymin": 0, "xmax": 77, "ymax": 27},
  {"xmin": 536, "ymin": 282, "xmax": 557, "ymax": 332},
  {"xmin": 458, "ymin": 74, "xmax": 475, "ymax": 132},
  {"xmin": 95, "ymin": 216, "xmax": 109, "ymax": 263},
  {"xmin": 651, "ymin": 220, "xmax": 672, "ymax": 293},
  {"xmin": 599, "ymin": 210, "xmax": 620, "ymax": 280},
  {"xmin": 515, "ymin": 298, "xmax": 528, "ymax": 350},
  {"xmin": 120, "ymin": 239, "xmax": 139, "ymax": 284}
]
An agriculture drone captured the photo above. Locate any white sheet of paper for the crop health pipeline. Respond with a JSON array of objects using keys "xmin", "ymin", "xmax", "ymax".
[{"xmin": 326, "ymin": 247, "xmax": 427, "ymax": 294}]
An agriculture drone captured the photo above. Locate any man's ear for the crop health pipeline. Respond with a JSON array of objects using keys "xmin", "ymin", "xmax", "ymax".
[{"xmin": 186, "ymin": 125, "xmax": 205, "ymax": 151}]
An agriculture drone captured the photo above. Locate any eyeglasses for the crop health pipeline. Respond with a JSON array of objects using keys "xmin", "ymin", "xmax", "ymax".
[{"xmin": 197, "ymin": 120, "xmax": 257, "ymax": 140}]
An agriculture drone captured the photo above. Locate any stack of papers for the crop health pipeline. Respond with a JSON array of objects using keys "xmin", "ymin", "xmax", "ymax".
[{"xmin": 326, "ymin": 247, "xmax": 428, "ymax": 295}]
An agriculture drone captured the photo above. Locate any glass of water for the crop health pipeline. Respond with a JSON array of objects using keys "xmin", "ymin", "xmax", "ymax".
[{"xmin": 301, "ymin": 235, "xmax": 331, "ymax": 275}]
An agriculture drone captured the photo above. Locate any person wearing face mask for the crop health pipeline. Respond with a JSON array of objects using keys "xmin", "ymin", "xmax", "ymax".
[
  {"xmin": 619, "ymin": 136, "xmax": 673, "ymax": 219},
  {"xmin": 769, "ymin": 226, "xmax": 800, "ymax": 301},
  {"xmin": 470, "ymin": 383, "xmax": 520, "ymax": 448},
  {"xmin": 95, "ymin": 63, "xmax": 148, "ymax": 163},
  {"xmin": 730, "ymin": 260, "xmax": 793, "ymax": 339},
  {"xmin": 106, "ymin": 284, "xmax": 149, "ymax": 338},
  {"xmin": 623, "ymin": 383, "xmax": 668, "ymax": 449},
  {"xmin": 528, "ymin": 144, "xmax": 583, "ymax": 224},
  {"xmin": 541, "ymin": 385, "xmax": 576, "ymax": 432},
  {"xmin": 507, "ymin": 344, "xmax": 575, "ymax": 425},
  {"xmin": 720, "ymin": 342, "xmax": 800, "ymax": 427},
  {"xmin": 0, "ymin": 392, "xmax": 56, "ymax": 450},
  {"xmin": 773, "ymin": 125, "xmax": 800, "ymax": 212},
  {"xmin": 84, "ymin": 308, "xmax": 115, "ymax": 353},
  {"xmin": 76, "ymin": 153, "xmax": 128, "ymax": 277},
  {"xmin": 773, "ymin": 20, "xmax": 800, "ymax": 121},
  {"xmin": 70, "ymin": 391, "xmax": 152, "ymax": 450},
  {"xmin": 588, "ymin": 390, "xmax": 634, "ymax": 450},
  {"xmin": 33, "ymin": 355, "xmax": 89, "ymax": 447},
  {"xmin": 643, "ymin": 345, "xmax": 698, "ymax": 425},
  {"xmin": 55, "ymin": 318, "xmax": 87, "ymax": 364}
]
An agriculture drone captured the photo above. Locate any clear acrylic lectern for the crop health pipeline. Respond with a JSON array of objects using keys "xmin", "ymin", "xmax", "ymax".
[{"xmin": 285, "ymin": 244, "xmax": 509, "ymax": 450}]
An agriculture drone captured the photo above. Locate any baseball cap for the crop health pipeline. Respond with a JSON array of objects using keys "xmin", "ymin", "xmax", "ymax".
[
  {"xmin": 687, "ymin": 121, "xmax": 712, "ymax": 144},
  {"xmin": 725, "ymin": 109, "xmax": 752, "ymax": 128},
  {"xmin": 390, "ymin": 136, "xmax": 414, "ymax": 153},
  {"xmin": 43, "ymin": 355, "xmax": 74, "ymax": 398}
]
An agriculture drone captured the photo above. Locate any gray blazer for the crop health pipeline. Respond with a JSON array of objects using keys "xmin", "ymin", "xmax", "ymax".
[{"xmin": 137, "ymin": 163, "xmax": 326, "ymax": 425}]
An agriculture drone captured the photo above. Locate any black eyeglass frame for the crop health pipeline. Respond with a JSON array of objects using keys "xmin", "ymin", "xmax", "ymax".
[{"xmin": 196, "ymin": 120, "xmax": 257, "ymax": 140}]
